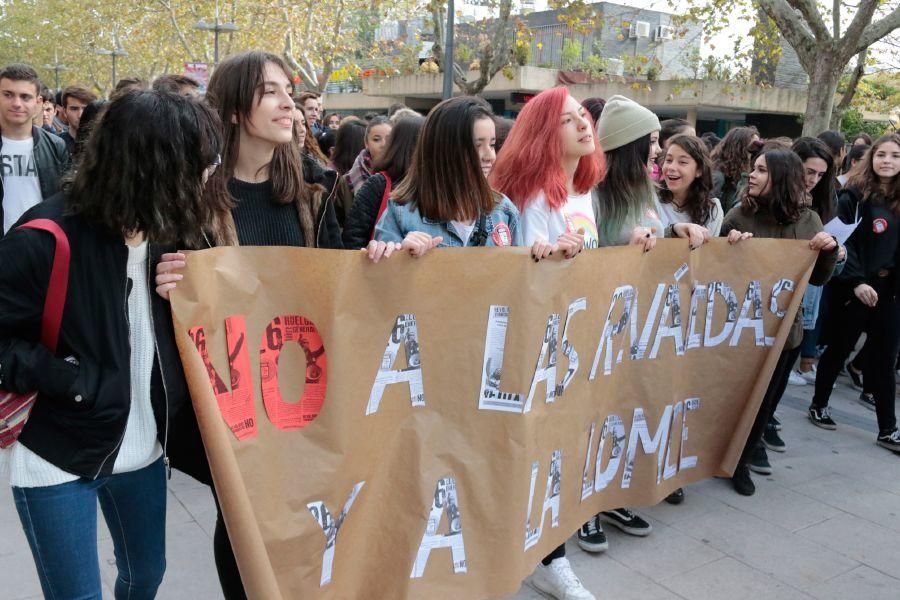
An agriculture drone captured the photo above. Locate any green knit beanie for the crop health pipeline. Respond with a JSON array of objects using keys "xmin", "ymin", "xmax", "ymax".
[{"xmin": 596, "ymin": 95, "xmax": 660, "ymax": 152}]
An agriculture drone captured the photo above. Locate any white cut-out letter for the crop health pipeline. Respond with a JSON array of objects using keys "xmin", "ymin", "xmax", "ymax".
[
  {"xmin": 557, "ymin": 298, "xmax": 587, "ymax": 397},
  {"xmin": 594, "ymin": 414, "xmax": 626, "ymax": 492},
  {"xmin": 307, "ymin": 481, "xmax": 365, "ymax": 586},
  {"xmin": 524, "ymin": 314, "xmax": 560, "ymax": 412},
  {"xmin": 622, "ymin": 405, "xmax": 673, "ymax": 488},
  {"xmin": 366, "ymin": 314, "xmax": 424, "ymax": 415},
  {"xmin": 704, "ymin": 281, "xmax": 738, "ymax": 347},
  {"xmin": 524, "ymin": 450, "xmax": 562, "ymax": 550},
  {"xmin": 478, "ymin": 305, "xmax": 525, "ymax": 412},
  {"xmin": 410, "ymin": 477, "xmax": 467, "ymax": 578}
]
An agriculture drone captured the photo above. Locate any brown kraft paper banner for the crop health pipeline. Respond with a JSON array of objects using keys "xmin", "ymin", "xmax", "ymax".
[{"xmin": 170, "ymin": 238, "xmax": 816, "ymax": 599}]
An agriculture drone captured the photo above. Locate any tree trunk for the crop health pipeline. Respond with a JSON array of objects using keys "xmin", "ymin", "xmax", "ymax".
[
  {"xmin": 802, "ymin": 57, "xmax": 841, "ymax": 136},
  {"xmin": 829, "ymin": 49, "xmax": 868, "ymax": 130}
]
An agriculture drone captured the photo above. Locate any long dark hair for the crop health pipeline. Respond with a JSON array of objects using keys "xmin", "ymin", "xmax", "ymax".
[
  {"xmin": 66, "ymin": 90, "xmax": 221, "ymax": 247},
  {"xmin": 791, "ymin": 137, "xmax": 836, "ymax": 222},
  {"xmin": 372, "ymin": 116, "xmax": 424, "ymax": 182},
  {"xmin": 393, "ymin": 96, "xmax": 496, "ymax": 222},
  {"xmin": 204, "ymin": 51, "xmax": 315, "ymax": 246},
  {"xmin": 741, "ymin": 148, "xmax": 806, "ymax": 224},
  {"xmin": 847, "ymin": 133, "xmax": 900, "ymax": 213},
  {"xmin": 332, "ymin": 119, "xmax": 367, "ymax": 175},
  {"xmin": 712, "ymin": 126, "xmax": 758, "ymax": 185},
  {"xmin": 658, "ymin": 134, "xmax": 715, "ymax": 226},
  {"xmin": 595, "ymin": 134, "xmax": 655, "ymax": 244}
]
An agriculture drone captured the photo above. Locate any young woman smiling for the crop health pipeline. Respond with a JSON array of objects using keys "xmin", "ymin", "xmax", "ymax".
[
  {"xmin": 658, "ymin": 134, "xmax": 723, "ymax": 236},
  {"xmin": 808, "ymin": 134, "xmax": 900, "ymax": 453}
]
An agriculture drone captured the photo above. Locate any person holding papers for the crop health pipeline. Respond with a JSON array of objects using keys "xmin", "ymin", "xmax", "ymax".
[{"xmin": 809, "ymin": 134, "xmax": 900, "ymax": 454}]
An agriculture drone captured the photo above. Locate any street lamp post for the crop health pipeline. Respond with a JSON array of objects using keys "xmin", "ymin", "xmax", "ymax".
[
  {"xmin": 95, "ymin": 47, "xmax": 128, "ymax": 90},
  {"xmin": 194, "ymin": 1, "xmax": 239, "ymax": 66},
  {"xmin": 43, "ymin": 48, "xmax": 67, "ymax": 91},
  {"xmin": 442, "ymin": 0, "xmax": 455, "ymax": 100}
]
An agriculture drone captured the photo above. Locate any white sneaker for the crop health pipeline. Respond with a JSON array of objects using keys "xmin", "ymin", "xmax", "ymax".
[
  {"xmin": 530, "ymin": 557, "xmax": 596, "ymax": 600},
  {"xmin": 798, "ymin": 366, "xmax": 817, "ymax": 384},
  {"xmin": 788, "ymin": 370, "xmax": 808, "ymax": 386}
]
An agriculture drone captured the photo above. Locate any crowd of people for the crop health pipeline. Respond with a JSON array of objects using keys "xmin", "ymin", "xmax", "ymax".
[{"xmin": 0, "ymin": 51, "xmax": 899, "ymax": 600}]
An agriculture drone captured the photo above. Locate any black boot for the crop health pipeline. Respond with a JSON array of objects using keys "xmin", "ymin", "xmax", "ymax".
[{"xmin": 732, "ymin": 464, "xmax": 755, "ymax": 496}]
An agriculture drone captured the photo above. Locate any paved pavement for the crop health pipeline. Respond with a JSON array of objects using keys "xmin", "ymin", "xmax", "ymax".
[{"xmin": 4, "ymin": 373, "xmax": 899, "ymax": 600}]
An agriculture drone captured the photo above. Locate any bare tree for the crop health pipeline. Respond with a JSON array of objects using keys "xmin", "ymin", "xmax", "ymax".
[
  {"xmin": 756, "ymin": 0, "xmax": 900, "ymax": 134},
  {"xmin": 430, "ymin": 0, "xmax": 515, "ymax": 95}
]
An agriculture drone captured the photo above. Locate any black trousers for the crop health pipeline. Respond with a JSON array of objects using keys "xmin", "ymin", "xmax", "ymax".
[
  {"xmin": 813, "ymin": 282, "xmax": 900, "ymax": 434},
  {"xmin": 212, "ymin": 492, "xmax": 248, "ymax": 600},
  {"xmin": 739, "ymin": 345, "xmax": 802, "ymax": 466},
  {"xmin": 542, "ymin": 543, "xmax": 566, "ymax": 565}
]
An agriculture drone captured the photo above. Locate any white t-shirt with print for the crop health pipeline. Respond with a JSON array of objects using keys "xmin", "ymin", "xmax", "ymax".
[
  {"xmin": 520, "ymin": 190, "xmax": 599, "ymax": 249},
  {"xmin": 1, "ymin": 136, "xmax": 43, "ymax": 233},
  {"xmin": 450, "ymin": 220, "xmax": 476, "ymax": 246}
]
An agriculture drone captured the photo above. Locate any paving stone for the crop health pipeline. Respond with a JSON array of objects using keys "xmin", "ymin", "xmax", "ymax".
[
  {"xmin": 807, "ymin": 565, "xmax": 900, "ymax": 600},
  {"xmin": 663, "ymin": 556, "xmax": 814, "ymax": 600}
]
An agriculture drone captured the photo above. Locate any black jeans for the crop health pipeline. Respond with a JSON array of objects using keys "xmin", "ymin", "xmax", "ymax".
[
  {"xmin": 813, "ymin": 282, "xmax": 900, "ymax": 434},
  {"xmin": 212, "ymin": 492, "xmax": 248, "ymax": 600},
  {"xmin": 739, "ymin": 345, "xmax": 802, "ymax": 466},
  {"xmin": 542, "ymin": 543, "xmax": 566, "ymax": 565}
]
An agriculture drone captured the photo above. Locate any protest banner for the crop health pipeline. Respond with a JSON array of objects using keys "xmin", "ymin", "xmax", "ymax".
[{"xmin": 170, "ymin": 239, "xmax": 816, "ymax": 599}]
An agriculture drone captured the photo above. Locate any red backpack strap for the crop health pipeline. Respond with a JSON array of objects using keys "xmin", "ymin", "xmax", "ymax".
[
  {"xmin": 17, "ymin": 219, "xmax": 70, "ymax": 353},
  {"xmin": 370, "ymin": 172, "xmax": 393, "ymax": 242}
]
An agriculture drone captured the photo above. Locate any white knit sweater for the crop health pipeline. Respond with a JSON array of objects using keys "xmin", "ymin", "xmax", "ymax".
[{"xmin": 0, "ymin": 240, "xmax": 162, "ymax": 487}]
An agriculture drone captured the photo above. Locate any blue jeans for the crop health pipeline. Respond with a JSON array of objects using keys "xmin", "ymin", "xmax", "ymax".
[{"xmin": 12, "ymin": 458, "xmax": 167, "ymax": 600}]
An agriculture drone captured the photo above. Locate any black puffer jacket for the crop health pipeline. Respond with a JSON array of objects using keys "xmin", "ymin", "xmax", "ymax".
[
  {"xmin": 0, "ymin": 195, "xmax": 190, "ymax": 479},
  {"xmin": 304, "ymin": 154, "xmax": 351, "ymax": 239},
  {"xmin": 343, "ymin": 173, "xmax": 390, "ymax": 250}
]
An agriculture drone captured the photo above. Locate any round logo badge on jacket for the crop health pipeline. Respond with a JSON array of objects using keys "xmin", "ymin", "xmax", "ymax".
[
  {"xmin": 873, "ymin": 218, "xmax": 888, "ymax": 234},
  {"xmin": 492, "ymin": 223, "xmax": 512, "ymax": 246}
]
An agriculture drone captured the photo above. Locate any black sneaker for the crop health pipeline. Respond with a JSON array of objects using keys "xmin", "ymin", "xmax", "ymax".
[
  {"xmin": 600, "ymin": 508, "xmax": 652, "ymax": 536},
  {"xmin": 664, "ymin": 488, "xmax": 685, "ymax": 505},
  {"xmin": 858, "ymin": 392, "xmax": 876, "ymax": 411},
  {"xmin": 577, "ymin": 515, "xmax": 609, "ymax": 553},
  {"xmin": 762, "ymin": 423, "xmax": 786, "ymax": 453},
  {"xmin": 876, "ymin": 429, "xmax": 900, "ymax": 453},
  {"xmin": 845, "ymin": 361, "xmax": 864, "ymax": 390},
  {"xmin": 808, "ymin": 405, "xmax": 837, "ymax": 430},
  {"xmin": 771, "ymin": 414, "xmax": 783, "ymax": 431},
  {"xmin": 748, "ymin": 445, "xmax": 772, "ymax": 475},
  {"xmin": 732, "ymin": 464, "xmax": 756, "ymax": 496}
]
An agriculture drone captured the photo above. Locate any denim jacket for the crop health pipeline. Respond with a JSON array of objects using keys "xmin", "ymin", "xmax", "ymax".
[
  {"xmin": 374, "ymin": 192, "xmax": 524, "ymax": 247},
  {"xmin": 801, "ymin": 258, "xmax": 846, "ymax": 329}
]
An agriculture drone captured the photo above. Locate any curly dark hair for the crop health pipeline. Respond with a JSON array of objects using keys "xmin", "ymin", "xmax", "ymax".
[
  {"xmin": 741, "ymin": 147, "xmax": 806, "ymax": 224},
  {"xmin": 66, "ymin": 90, "xmax": 222, "ymax": 247},
  {"xmin": 658, "ymin": 134, "xmax": 715, "ymax": 227},
  {"xmin": 711, "ymin": 126, "xmax": 759, "ymax": 186}
]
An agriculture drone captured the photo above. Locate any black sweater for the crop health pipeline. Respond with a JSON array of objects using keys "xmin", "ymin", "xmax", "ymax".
[
  {"xmin": 343, "ymin": 173, "xmax": 389, "ymax": 250},
  {"xmin": 229, "ymin": 179, "xmax": 305, "ymax": 247}
]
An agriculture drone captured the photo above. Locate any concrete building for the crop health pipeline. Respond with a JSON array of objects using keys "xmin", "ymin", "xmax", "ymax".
[
  {"xmin": 522, "ymin": 2, "xmax": 703, "ymax": 79},
  {"xmin": 330, "ymin": 2, "xmax": 880, "ymax": 137},
  {"xmin": 325, "ymin": 66, "xmax": 810, "ymax": 137}
]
